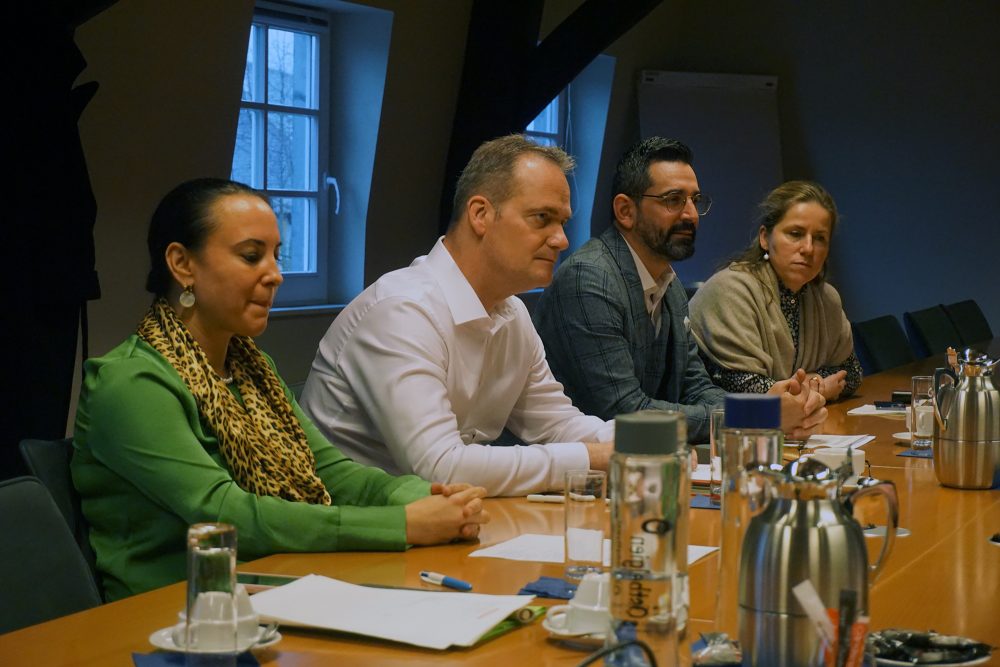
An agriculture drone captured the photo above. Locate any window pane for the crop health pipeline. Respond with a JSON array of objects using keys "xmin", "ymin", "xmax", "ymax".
[
  {"xmin": 526, "ymin": 134, "xmax": 557, "ymax": 147},
  {"xmin": 272, "ymin": 196, "xmax": 316, "ymax": 274},
  {"xmin": 527, "ymin": 98, "xmax": 560, "ymax": 134},
  {"xmin": 267, "ymin": 27, "xmax": 318, "ymax": 109},
  {"xmin": 266, "ymin": 112, "xmax": 316, "ymax": 191},
  {"xmin": 241, "ymin": 25, "xmax": 263, "ymax": 102},
  {"xmin": 232, "ymin": 109, "xmax": 263, "ymax": 188}
]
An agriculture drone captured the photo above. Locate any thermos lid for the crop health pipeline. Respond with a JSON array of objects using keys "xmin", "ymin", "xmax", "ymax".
[
  {"xmin": 724, "ymin": 394, "xmax": 780, "ymax": 429},
  {"xmin": 614, "ymin": 411, "xmax": 685, "ymax": 455}
]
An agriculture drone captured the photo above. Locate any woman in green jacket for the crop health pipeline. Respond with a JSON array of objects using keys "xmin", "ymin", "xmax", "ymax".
[{"xmin": 72, "ymin": 178, "xmax": 489, "ymax": 601}]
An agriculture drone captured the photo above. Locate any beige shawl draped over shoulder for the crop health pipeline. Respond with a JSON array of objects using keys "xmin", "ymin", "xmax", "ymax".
[{"xmin": 688, "ymin": 262, "xmax": 854, "ymax": 381}]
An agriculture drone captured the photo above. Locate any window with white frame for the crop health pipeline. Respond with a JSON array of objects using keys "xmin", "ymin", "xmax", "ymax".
[
  {"xmin": 525, "ymin": 93, "xmax": 567, "ymax": 148},
  {"xmin": 233, "ymin": 6, "xmax": 330, "ymax": 304},
  {"xmin": 522, "ymin": 54, "xmax": 617, "ymax": 254},
  {"xmin": 232, "ymin": 2, "xmax": 394, "ymax": 308}
]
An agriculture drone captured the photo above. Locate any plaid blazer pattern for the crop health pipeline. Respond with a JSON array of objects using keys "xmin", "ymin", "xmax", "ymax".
[{"xmin": 532, "ymin": 226, "xmax": 724, "ymax": 442}]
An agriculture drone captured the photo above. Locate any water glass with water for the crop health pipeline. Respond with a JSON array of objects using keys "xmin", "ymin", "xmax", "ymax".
[
  {"xmin": 185, "ymin": 523, "xmax": 238, "ymax": 656},
  {"xmin": 564, "ymin": 470, "xmax": 607, "ymax": 579},
  {"xmin": 910, "ymin": 376, "xmax": 934, "ymax": 450},
  {"xmin": 709, "ymin": 407, "xmax": 725, "ymax": 504}
]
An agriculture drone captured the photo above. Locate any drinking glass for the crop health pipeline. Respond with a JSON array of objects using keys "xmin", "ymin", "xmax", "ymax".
[
  {"xmin": 564, "ymin": 469, "xmax": 607, "ymax": 579},
  {"xmin": 910, "ymin": 376, "xmax": 934, "ymax": 450},
  {"xmin": 709, "ymin": 408, "xmax": 725, "ymax": 504},
  {"xmin": 185, "ymin": 523, "xmax": 238, "ymax": 656}
]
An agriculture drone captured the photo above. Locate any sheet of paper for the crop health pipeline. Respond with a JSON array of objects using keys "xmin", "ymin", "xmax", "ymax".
[
  {"xmin": 250, "ymin": 574, "xmax": 533, "ymax": 650},
  {"xmin": 847, "ymin": 404, "xmax": 905, "ymax": 417},
  {"xmin": 692, "ymin": 463, "xmax": 712, "ymax": 483},
  {"xmin": 805, "ymin": 434, "xmax": 875, "ymax": 449},
  {"xmin": 688, "ymin": 544, "xmax": 717, "ymax": 563},
  {"xmin": 470, "ymin": 533, "xmax": 718, "ymax": 566}
]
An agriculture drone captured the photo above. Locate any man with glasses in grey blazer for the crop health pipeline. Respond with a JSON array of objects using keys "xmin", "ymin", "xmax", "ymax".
[{"xmin": 532, "ymin": 137, "xmax": 826, "ymax": 443}]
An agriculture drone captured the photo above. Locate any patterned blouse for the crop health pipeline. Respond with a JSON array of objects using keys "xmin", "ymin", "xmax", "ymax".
[{"xmin": 703, "ymin": 281, "xmax": 862, "ymax": 399}]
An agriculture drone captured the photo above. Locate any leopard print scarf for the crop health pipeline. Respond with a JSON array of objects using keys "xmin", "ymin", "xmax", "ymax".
[{"xmin": 137, "ymin": 298, "xmax": 331, "ymax": 505}]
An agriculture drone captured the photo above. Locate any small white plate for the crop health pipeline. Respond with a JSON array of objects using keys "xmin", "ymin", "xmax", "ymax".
[
  {"xmin": 149, "ymin": 624, "xmax": 281, "ymax": 654},
  {"xmin": 864, "ymin": 525, "xmax": 911, "ymax": 538},
  {"xmin": 541, "ymin": 616, "xmax": 606, "ymax": 643},
  {"xmin": 876, "ymin": 656, "xmax": 990, "ymax": 666},
  {"xmin": 892, "ymin": 432, "xmax": 911, "ymax": 441}
]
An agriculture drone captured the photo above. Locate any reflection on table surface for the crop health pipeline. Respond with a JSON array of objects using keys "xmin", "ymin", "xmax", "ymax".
[{"xmin": 1, "ymin": 344, "xmax": 997, "ymax": 666}]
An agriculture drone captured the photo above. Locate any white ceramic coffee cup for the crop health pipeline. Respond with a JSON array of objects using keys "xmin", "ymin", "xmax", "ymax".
[
  {"xmin": 545, "ymin": 572, "xmax": 611, "ymax": 635},
  {"xmin": 174, "ymin": 585, "xmax": 260, "ymax": 651}
]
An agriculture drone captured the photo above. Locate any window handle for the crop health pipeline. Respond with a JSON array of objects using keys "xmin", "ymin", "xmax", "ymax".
[{"xmin": 331, "ymin": 176, "xmax": 340, "ymax": 215}]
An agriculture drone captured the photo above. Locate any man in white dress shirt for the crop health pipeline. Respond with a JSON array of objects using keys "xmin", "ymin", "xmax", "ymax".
[{"xmin": 300, "ymin": 135, "xmax": 614, "ymax": 497}]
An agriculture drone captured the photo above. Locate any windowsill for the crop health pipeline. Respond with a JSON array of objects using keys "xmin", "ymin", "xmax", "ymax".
[{"xmin": 269, "ymin": 303, "xmax": 347, "ymax": 319}]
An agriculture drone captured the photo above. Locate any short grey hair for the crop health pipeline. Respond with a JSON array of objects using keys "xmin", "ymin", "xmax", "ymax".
[{"xmin": 450, "ymin": 134, "xmax": 575, "ymax": 225}]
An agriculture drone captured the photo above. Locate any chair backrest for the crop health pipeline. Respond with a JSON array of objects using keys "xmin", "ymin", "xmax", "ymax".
[
  {"xmin": 903, "ymin": 305, "xmax": 963, "ymax": 359},
  {"xmin": 943, "ymin": 299, "xmax": 994, "ymax": 347},
  {"xmin": 684, "ymin": 280, "xmax": 704, "ymax": 302},
  {"xmin": 852, "ymin": 315, "xmax": 916, "ymax": 375},
  {"xmin": 0, "ymin": 477, "xmax": 102, "ymax": 634},
  {"xmin": 19, "ymin": 438, "xmax": 100, "ymax": 589}
]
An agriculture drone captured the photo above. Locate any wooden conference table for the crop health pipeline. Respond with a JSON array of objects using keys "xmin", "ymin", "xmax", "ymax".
[{"xmin": 2, "ymin": 343, "xmax": 998, "ymax": 666}]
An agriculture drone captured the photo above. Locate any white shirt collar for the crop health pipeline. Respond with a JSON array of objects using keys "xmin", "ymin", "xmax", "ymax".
[
  {"xmin": 620, "ymin": 232, "xmax": 674, "ymax": 317},
  {"xmin": 421, "ymin": 237, "xmax": 517, "ymax": 331}
]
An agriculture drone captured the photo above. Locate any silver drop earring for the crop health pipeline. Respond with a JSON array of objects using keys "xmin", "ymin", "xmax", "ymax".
[
  {"xmin": 179, "ymin": 285, "xmax": 196, "ymax": 308},
  {"xmin": 763, "ymin": 251, "xmax": 770, "ymax": 261}
]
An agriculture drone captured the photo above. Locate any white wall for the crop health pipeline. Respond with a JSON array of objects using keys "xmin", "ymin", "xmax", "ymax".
[
  {"xmin": 76, "ymin": 0, "xmax": 473, "ymax": 389},
  {"xmin": 77, "ymin": 0, "xmax": 255, "ymax": 356}
]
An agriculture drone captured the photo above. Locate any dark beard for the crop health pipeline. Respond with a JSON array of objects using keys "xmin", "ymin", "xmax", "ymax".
[{"xmin": 639, "ymin": 217, "xmax": 697, "ymax": 262}]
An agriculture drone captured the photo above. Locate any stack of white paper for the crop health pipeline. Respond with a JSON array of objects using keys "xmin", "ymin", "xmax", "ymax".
[
  {"xmin": 804, "ymin": 433, "xmax": 875, "ymax": 449},
  {"xmin": 250, "ymin": 574, "xmax": 533, "ymax": 650},
  {"xmin": 847, "ymin": 404, "xmax": 905, "ymax": 416},
  {"xmin": 469, "ymin": 533, "xmax": 717, "ymax": 566}
]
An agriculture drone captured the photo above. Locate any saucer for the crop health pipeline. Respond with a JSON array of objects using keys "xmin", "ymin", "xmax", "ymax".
[
  {"xmin": 541, "ymin": 616, "xmax": 607, "ymax": 644},
  {"xmin": 892, "ymin": 432, "xmax": 911, "ymax": 441},
  {"xmin": 149, "ymin": 624, "xmax": 281, "ymax": 654},
  {"xmin": 542, "ymin": 618, "xmax": 604, "ymax": 650},
  {"xmin": 864, "ymin": 525, "xmax": 911, "ymax": 538}
]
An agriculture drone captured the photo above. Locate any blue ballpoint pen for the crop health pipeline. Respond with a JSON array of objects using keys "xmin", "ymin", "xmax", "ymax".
[{"xmin": 419, "ymin": 570, "xmax": 473, "ymax": 591}]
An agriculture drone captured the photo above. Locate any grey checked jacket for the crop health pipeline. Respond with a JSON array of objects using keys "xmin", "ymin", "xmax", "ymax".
[{"xmin": 532, "ymin": 226, "xmax": 725, "ymax": 443}]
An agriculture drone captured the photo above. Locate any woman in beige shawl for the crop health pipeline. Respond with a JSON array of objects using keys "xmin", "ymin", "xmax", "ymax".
[{"xmin": 688, "ymin": 181, "xmax": 862, "ymax": 401}]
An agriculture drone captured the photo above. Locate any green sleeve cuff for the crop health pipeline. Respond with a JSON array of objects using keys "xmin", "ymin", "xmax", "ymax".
[{"xmin": 335, "ymin": 504, "xmax": 409, "ymax": 551}]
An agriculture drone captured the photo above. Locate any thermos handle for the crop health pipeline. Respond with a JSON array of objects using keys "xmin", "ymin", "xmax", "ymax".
[
  {"xmin": 933, "ymin": 367, "xmax": 957, "ymax": 429},
  {"xmin": 845, "ymin": 480, "xmax": 899, "ymax": 581}
]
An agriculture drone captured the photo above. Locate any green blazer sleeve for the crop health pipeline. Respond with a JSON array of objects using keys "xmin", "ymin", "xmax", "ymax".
[
  {"xmin": 72, "ymin": 336, "xmax": 427, "ymax": 600},
  {"xmin": 292, "ymin": 394, "xmax": 430, "ymax": 509}
]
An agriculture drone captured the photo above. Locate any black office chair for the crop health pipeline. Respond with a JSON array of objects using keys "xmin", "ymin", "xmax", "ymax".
[
  {"xmin": 903, "ymin": 305, "xmax": 963, "ymax": 359},
  {"xmin": 19, "ymin": 438, "xmax": 99, "ymax": 589},
  {"xmin": 852, "ymin": 315, "xmax": 916, "ymax": 375},
  {"xmin": 0, "ymin": 477, "xmax": 102, "ymax": 633},
  {"xmin": 684, "ymin": 281, "xmax": 704, "ymax": 302},
  {"xmin": 943, "ymin": 299, "xmax": 994, "ymax": 347}
]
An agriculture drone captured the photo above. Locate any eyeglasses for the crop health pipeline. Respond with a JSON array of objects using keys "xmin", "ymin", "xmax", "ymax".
[{"xmin": 637, "ymin": 191, "xmax": 712, "ymax": 216}]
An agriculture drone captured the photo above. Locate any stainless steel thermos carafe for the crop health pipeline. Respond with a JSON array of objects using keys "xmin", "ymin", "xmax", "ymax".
[
  {"xmin": 934, "ymin": 349, "xmax": 1000, "ymax": 489},
  {"xmin": 738, "ymin": 457, "xmax": 898, "ymax": 666}
]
